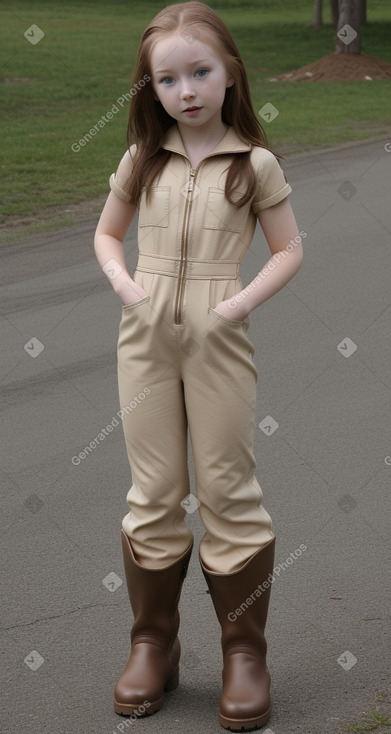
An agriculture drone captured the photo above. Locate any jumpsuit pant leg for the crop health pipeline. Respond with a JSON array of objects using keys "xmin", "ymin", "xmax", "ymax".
[
  {"xmin": 117, "ymin": 269, "xmax": 274, "ymax": 573},
  {"xmin": 181, "ymin": 279, "xmax": 275, "ymax": 574},
  {"xmin": 117, "ymin": 291, "xmax": 193, "ymax": 569}
]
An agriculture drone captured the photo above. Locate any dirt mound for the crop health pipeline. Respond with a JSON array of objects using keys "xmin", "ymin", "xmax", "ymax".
[{"xmin": 272, "ymin": 52, "xmax": 391, "ymax": 81}]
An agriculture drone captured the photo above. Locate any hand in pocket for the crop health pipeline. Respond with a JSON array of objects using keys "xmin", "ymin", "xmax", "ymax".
[
  {"xmin": 121, "ymin": 288, "xmax": 149, "ymax": 307},
  {"xmin": 212, "ymin": 299, "xmax": 244, "ymax": 322},
  {"xmin": 115, "ymin": 274, "xmax": 149, "ymax": 307}
]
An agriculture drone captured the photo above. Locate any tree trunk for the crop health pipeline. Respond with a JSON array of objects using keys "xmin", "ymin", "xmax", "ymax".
[
  {"xmin": 330, "ymin": 0, "xmax": 339, "ymax": 26},
  {"xmin": 335, "ymin": 0, "xmax": 361, "ymax": 53},
  {"xmin": 359, "ymin": 0, "xmax": 367, "ymax": 24},
  {"xmin": 311, "ymin": 0, "xmax": 323, "ymax": 28}
]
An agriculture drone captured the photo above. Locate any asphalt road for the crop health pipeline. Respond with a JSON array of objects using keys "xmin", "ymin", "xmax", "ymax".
[{"xmin": 1, "ymin": 137, "xmax": 391, "ymax": 734}]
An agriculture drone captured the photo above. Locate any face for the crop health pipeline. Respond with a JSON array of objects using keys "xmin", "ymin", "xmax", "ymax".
[{"xmin": 150, "ymin": 32, "xmax": 234, "ymax": 129}]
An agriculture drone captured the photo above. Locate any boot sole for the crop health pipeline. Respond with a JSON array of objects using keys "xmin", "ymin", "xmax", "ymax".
[
  {"xmin": 113, "ymin": 668, "xmax": 179, "ymax": 716},
  {"xmin": 219, "ymin": 705, "xmax": 271, "ymax": 731}
]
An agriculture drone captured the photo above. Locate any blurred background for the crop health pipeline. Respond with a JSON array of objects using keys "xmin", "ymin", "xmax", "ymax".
[{"xmin": 1, "ymin": 0, "xmax": 390, "ymax": 239}]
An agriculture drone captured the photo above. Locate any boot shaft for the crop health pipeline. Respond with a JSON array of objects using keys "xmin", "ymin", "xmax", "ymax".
[
  {"xmin": 120, "ymin": 530, "xmax": 193, "ymax": 643},
  {"xmin": 201, "ymin": 537, "xmax": 276, "ymax": 655}
]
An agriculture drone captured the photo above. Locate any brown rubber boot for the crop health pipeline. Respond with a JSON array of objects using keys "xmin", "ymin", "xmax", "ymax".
[
  {"xmin": 114, "ymin": 529, "xmax": 193, "ymax": 716},
  {"xmin": 201, "ymin": 537, "xmax": 276, "ymax": 731}
]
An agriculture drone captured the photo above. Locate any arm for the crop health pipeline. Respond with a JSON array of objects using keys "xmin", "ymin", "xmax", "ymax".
[
  {"xmin": 94, "ymin": 191, "xmax": 148, "ymax": 305},
  {"xmin": 214, "ymin": 197, "xmax": 304, "ymax": 320}
]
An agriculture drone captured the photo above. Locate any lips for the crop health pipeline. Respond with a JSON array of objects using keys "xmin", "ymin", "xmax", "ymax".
[{"xmin": 185, "ymin": 106, "xmax": 201, "ymax": 111}]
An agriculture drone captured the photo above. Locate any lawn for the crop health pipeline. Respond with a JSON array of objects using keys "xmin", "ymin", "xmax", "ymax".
[{"xmin": 1, "ymin": 0, "xmax": 390, "ymax": 223}]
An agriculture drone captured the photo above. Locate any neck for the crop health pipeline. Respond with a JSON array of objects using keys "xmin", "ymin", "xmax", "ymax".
[{"xmin": 177, "ymin": 117, "xmax": 230, "ymax": 152}]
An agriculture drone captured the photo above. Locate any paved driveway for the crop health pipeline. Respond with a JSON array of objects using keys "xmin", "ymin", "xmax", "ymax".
[{"xmin": 1, "ymin": 137, "xmax": 390, "ymax": 734}]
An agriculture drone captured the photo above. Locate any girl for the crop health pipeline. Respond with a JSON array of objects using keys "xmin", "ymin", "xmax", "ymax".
[{"xmin": 94, "ymin": 2, "xmax": 303, "ymax": 730}]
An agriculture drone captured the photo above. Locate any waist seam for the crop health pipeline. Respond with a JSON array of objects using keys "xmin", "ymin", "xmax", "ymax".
[{"xmin": 136, "ymin": 253, "xmax": 240, "ymax": 279}]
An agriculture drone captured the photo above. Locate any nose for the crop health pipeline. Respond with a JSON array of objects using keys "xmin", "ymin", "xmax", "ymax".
[{"xmin": 179, "ymin": 76, "xmax": 196, "ymax": 101}]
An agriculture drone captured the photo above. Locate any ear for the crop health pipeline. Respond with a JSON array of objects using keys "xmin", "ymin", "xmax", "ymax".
[{"xmin": 226, "ymin": 77, "xmax": 234, "ymax": 88}]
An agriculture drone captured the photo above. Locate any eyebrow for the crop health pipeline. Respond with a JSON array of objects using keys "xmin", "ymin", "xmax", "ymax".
[{"xmin": 154, "ymin": 59, "xmax": 211, "ymax": 74}]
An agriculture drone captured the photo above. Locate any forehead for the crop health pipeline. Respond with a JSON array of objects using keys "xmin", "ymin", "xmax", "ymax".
[{"xmin": 150, "ymin": 32, "xmax": 220, "ymax": 72}]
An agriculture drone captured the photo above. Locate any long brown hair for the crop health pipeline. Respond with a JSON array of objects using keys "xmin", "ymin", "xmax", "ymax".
[{"xmin": 125, "ymin": 1, "xmax": 274, "ymax": 208}]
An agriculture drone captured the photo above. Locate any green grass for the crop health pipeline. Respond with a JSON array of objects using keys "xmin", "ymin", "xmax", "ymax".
[
  {"xmin": 346, "ymin": 711, "xmax": 391, "ymax": 732},
  {"xmin": 343, "ymin": 690, "xmax": 391, "ymax": 734},
  {"xmin": 1, "ymin": 0, "xmax": 391, "ymax": 222}
]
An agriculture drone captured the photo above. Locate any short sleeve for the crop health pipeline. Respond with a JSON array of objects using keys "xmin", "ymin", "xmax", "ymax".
[
  {"xmin": 109, "ymin": 143, "xmax": 137, "ymax": 202},
  {"xmin": 251, "ymin": 148, "xmax": 292, "ymax": 213}
]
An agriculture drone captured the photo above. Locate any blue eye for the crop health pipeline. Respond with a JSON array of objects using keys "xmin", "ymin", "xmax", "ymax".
[{"xmin": 159, "ymin": 69, "xmax": 209, "ymax": 84}]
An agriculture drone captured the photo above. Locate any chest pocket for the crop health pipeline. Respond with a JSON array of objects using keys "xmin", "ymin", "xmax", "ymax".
[
  {"xmin": 203, "ymin": 188, "xmax": 249, "ymax": 234},
  {"xmin": 139, "ymin": 186, "xmax": 170, "ymax": 228}
]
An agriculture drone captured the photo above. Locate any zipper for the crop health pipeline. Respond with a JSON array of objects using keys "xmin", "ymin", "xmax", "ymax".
[{"xmin": 174, "ymin": 166, "xmax": 197, "ymax": 324}]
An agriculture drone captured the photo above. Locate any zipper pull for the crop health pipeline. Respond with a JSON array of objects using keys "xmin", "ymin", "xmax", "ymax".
[{"xmin": 188, "ymin": 168, "xmax": 196, "ymax": 192}]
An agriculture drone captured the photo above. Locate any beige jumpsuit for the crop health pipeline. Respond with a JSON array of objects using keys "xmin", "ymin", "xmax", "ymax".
[{"xmin": 110, "ymin": 123, "xmax": 292, "ymax": 573}]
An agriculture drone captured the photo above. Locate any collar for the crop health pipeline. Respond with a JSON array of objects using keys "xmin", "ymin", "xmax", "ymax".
[{"xmin": 161, "ymin": 122, "xmax": 251, "ymax": 159}]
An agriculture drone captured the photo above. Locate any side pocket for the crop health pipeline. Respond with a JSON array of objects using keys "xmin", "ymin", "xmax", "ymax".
[
  {"xmin": 208, "ymin": 305, "xmax": 245, "ymax": 327},
  {"xmin": 121, "ymin": 295, "xmax": 150, "ymax": 312}
]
